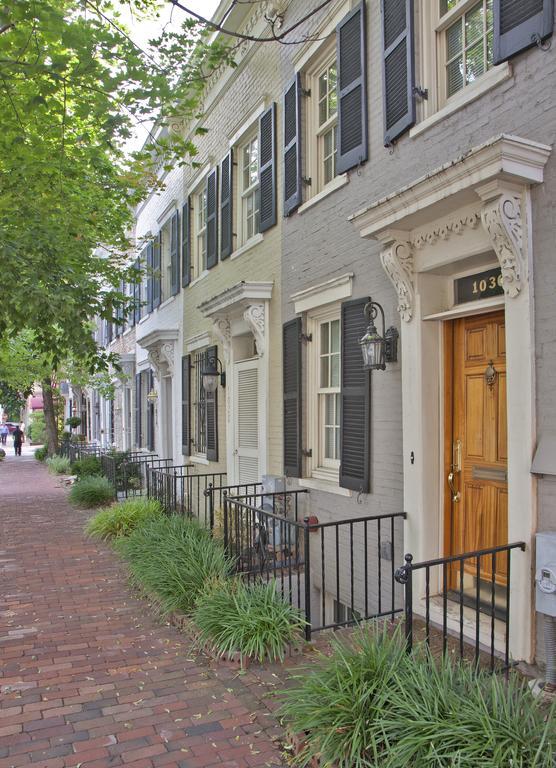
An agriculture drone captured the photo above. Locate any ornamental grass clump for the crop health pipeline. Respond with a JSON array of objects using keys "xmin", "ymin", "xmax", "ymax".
[
  {"xmin": 115, "ymin": 516, "xmax": 233, "ymax": 615},
  {"xmin": 46, "ymin": 455, "xmax": 71, "ymax": 474},
  {"xmin": 85, "ymin": 498, "xmax": 163, "ymax": 541},
  {"xmin": 194, "ymin": 579, "xmax": 306, "ymax": 663},
  {"xmin": 279, "ymin": 623, "xmax": 556, "ymax": 768},
  {"xmin": 71, "ymin": 455, "xmax": 102, "ymax": 477},
  {"xmin": 34, "ymin": 446, "xmax": 47, "ymax": 462},
  {"xmin": 69, "ymin": 475, "xmax": 114, "ymax": 508}
]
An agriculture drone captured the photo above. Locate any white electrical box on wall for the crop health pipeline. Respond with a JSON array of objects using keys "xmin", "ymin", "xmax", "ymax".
[{"xmin": 535, "ymin": 532, "xmax": 556, "ymax": 617}]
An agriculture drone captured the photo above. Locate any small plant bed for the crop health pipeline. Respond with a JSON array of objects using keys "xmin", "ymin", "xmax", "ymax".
[
  {"xmin": 34, "ymin": 446, "xmax": 47, "ymax": 462},
  {"xmin": 115, "ymin": 515, "xmax": 233, "ymax": 616},
  {"xmin": 69, "ymin": 475, "xmax": 115, "ymax": 508},
  {"xmin": 71, "ymin": 455, "xmax": 102, "ymax": 478},
  {"xmin": 46, "ymin": 455, "xmax": 71, "ymax": 475},
  {"xmin": 193, "ymin": 579, "xmax": 306, "ymax": 667},
  {"xmin": 280, "ymin": 623, "xmax": 556, "ymax": 768},
  {"xmin": 85, "ymin": 498, "xmax": 163, "ymax": 541}
]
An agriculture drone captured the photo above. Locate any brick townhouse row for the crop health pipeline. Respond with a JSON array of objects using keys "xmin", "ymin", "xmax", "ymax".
[{"xmin": 66, "ymin": 0, "xmax": 556, "ymax": 672}]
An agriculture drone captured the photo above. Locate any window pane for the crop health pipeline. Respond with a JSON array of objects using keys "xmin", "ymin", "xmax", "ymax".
[
  {"xmin": 466, "ymin": 39, "xmax": 485, "ymax": 84},
  {"xmin": 447, "ymin": 57, "xmax": 464, "ymax": 96},
  {"xmin": 440, "ymin": 0, "xmax": 458, "ymax": 14},
  {"xmin": 324, "ymin": 129, "xmax": 333, "ymax": 157},
  {"xmin": 330, "ymin": 353, "xmax": 340, "ymax": 388},
  {"xmin": 325, "ymin": 392, "xmax": 334, "ymax": 425},
  {"xmin": 465, "ymin": 2, "xmax": 484, "ymax": 46},
  {"xmin": 319, "ymin": 70, "xmax": 328, "ymax": 101},
  {"xmin": 249, "ymin": 138, "xmax": 258, "ymax": 186},
  {"xmin": 321, "ymin": 322, "xmax": 329, "ymax": 354},
  {"xmin": 335, "ymin": 425, "xmax": 340, "ymax": 460},
  {"xmin": 446, "ymin": 20, "xmax": 463, "ymax": 60},
  {"xmin": 320, "ymin": 356, "xmax": 329, "ymax": 388},
  {"xmin": 486, "ymin": 0, "xmax": 493, "ymax": 27},
  {"xmin": 330, "ymin": 319, "xmax": 340, "ymax": 353},
  {"xmin": 328, "ymin": 65, "xmax": 337, "ymax": 116},
  {"xmin": 486, "ymin": 29, "xmax": 493, "ymax": 67},
  {"xmin": 325, "ymin": 426, "xmax": 335, "ymax": 459}
]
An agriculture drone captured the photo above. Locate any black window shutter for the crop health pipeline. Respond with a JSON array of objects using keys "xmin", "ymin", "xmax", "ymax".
[
  {"xmin": 337, "ymin": 1, "xmax": 368, "ymax": 174},
  {"xmin": 182, "ymin": 198, "xmax": 191, "ymax": 288},
  {"xmin": 146, "ymin": 242, "xmax": 154, "ymax": 313},
  {"xmin": 283, "ymin": 318, "xmax": 302, "ymax": 477},
  {"xmin": 259, "ymin": 103, "xmax": 277, "ymax": 231},
  {"xmin": 181, "ymin": 355, "xmax": 191, "ymax": 455},
  {"xmin": 340, "ymin": 297, "xmax": 371, "ymax": 492},
  {"xmin": 494, "ymin": 0, "xmax": 553, "ymax": 63},
  {"xmin": 153, "ymin": 232, "xmax": 162, "ymax": 308},
  {"xmin": 135, "ymin": 372, "xmax": 142, "ymax": 448},
  {"xmin": 147, "ymin": 370, "xmax": 155, "ymax": 452},
  {"xmin": 220, "ymin": 151, "xmax": 233, "ymax": 259},
  {"xmin": 170, "ymin": 210, "xmax": 180, "ymax": 295},
  {"xmin": 205, "ymin": 345, "xmax": 219, "ymax": 461},
  {"xmin": 206, "ymin": 169, "xmax": 218, "ymax": 269},
  {"xmin": 381, "ymin": 0, "xmax": 416, "ymax": 146},
  {"xmin": 283, "ymin": 75, "xmax": 302, "ymax": 217}
]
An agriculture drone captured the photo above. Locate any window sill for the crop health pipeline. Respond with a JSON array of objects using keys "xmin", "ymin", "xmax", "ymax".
[
  {"xmin": 158, "ymin": 295, "xmax": 176, "ymax": 311},
  {"xmin": 190, "ymin": 454, "xmax": 209, "ymax": 465},
  {"xmin": 138, "ymin": 315, "xmax": 149, "ymax": 325},
  {"xmin": 298, "ymin": 476, "xmax": 352, "ymax": 497},
  {"xmin": 189, "ymin": 270, "xmax": 209, "ymax": 288},
  {"xmin": 410, "ymin": 63, "xmax": 512, "ymax": 139},
  {"xmin": 230, "ymin": 233, "xmax": 264, "ymax": 261},
  {"xmin": 298, "ymin": 173, "xmax": 349, "ymax": 215}
]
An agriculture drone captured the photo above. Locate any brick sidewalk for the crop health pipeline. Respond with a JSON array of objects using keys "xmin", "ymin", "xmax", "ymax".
[{"xmin": 0, "ymin": 454, "xmax": 287, "ymax": 768}]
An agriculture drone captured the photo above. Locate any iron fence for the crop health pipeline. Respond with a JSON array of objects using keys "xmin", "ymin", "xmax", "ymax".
[
  {"xmin": 223, "ymin": 494, "xmax": 406, "ymax": 640},
  {"xmin": 394, "ymin": 541, "xmax": 526, "ymax": 670},
  {"xmin": 100, "ymin": 451, "xmax": 155, "ymax": 494}
]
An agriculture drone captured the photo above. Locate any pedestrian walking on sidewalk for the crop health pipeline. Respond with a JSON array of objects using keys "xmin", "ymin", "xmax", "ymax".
[
  {"xmin": 13, "ymin": 425, "xmax": 24, "ymax": 456},
  {"xmin": 0, "ymin": 423, "xmax": 8, "ymax": 445}
]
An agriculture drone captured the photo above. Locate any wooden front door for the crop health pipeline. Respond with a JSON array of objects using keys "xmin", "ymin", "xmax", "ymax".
[{"xmin": 445, "ymin": 311, "xmax": 508, "ymax": 587}]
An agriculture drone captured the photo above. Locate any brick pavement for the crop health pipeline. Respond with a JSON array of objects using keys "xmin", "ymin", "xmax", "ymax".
[{"xmin": 0, "ymin": 452, "xmax": 288, "ymax": 768}]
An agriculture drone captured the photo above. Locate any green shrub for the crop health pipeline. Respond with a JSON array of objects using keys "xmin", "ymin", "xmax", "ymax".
[
  {"xmin": 46, "ymin": 456, "xmax": 71, "ymax": 474},
  {"xmin": 194, "ymin": 579, "xmax": 306, "ymax": 663},
  {"xmin": 69, "ymin": 475, "xmax": 115, "ymax": 508},
  {"xmin": 280, "ymin": 624, "xmax": 556, "ymax": 768},
  {"xmin": 71, "ymin": 455, "xmax": 102, "ymax": 477},
  {"xmin": 0, "ymin": 448, "xmax": 5, "ymax": 461},
  {"xmin": 116, "ymin": 516, "xmax": 232, "ymax": 615},
  {"xmin": 85, "ymin": 498, "xmax": 163, "ymax": 541},
  {"xmin": 28, "ymin": 411, "xmax": 46, "ymax": 444},
  {"xmin": 34, "ymin": 446, "xmax": 48, "ymax": 462}
]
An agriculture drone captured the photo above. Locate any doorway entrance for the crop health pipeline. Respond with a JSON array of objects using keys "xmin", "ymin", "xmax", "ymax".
[
  {"xmin": 445, "ymin": 311, "xmax": 508, "ymax": 609},
  {"xmin": 233, "ymin": 358, "xmax": 259, "ymax": 484}
]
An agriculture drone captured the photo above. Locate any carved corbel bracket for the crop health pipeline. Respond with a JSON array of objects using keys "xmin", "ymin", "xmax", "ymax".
[
  {"xmin": 212, "ymin": 318, "xmax": 232, "ymax": 368},
  {"xmin": 160, "ymin": 342, "xmax": 175, "ymax": 377},
  {"xmin": 478, "ymin": 189, "xmax": 525, "ymax": 298},
  {"xmin": 379, "ymin": 240, "xmax": 414, "ymax": 322},
  {"xmin": 147, "ymin": 349, "xmax": 162, "ymax": 381},
  {"xmin": 243, "ymin": 304, "xmax": 266, "ymax": 356}
]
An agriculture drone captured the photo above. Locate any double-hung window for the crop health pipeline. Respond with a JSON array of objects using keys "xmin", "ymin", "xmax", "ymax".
[
  {"xmin": 441, "ymin": 0, "xmax": 494, "ymax": 99},
  {"xmin": 307, "ymin": 305, "xmax": 341, "ymax": 482},
  {"xmin": 192, "ymin": 348, "xmax": 208, "ymax": 456},
  {"xmin": 317, "ymin": 60, "xmax": 338, "ymax": 188},
  {"xmin": 240, "ymin": 135, "xmax": 260, "ymax": 244},
  {"xmin": 193, "ymin": 187, "xmax": 207, "ymax": 281}
]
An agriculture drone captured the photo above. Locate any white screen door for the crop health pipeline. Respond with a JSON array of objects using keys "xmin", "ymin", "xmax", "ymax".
[{"xmin": 234, "ymin": 359, "xmax": 259, "ymax": 484}]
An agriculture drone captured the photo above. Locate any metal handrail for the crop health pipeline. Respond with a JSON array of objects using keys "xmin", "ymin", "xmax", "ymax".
[{"xmin": 395, "ymin": 541, "xmax": 526, "ymax": 670}]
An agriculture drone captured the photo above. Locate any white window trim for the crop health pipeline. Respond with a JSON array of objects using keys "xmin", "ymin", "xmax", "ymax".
[
  {"xmin": 191, "ymin": 185, "xmax": 207, "ymax": 283},
  {"xmin": 298, "ymin": 173, "xmax": 349, "ymax": 215},
  {"xmin": 228, "ymin": 102, "xmax": 266, "ymax": 148},
  {"xmin": 292, "ymin": 272, "xmax": 353, "ymax": 315},
  {"xmin": 238, "ymin": 131, "xmax": 261, "ymax": 247},
  {"xmin": 305, "ymin": 43, "xmax": 339, "ymax": 199},
  {"xmin": 231, "ymin": 232, "xmax": 264, "ymax": 261},
  {"xmin": 185, "ymin": 331, "xmax": 212, "ymax": 354},
  {"xmin": 414, "ymin": 0, "xmax": 511, "ymax": 133},
  {"xmin": 305, "ymin": 303, "xmax": 342, "ymax": 485}
]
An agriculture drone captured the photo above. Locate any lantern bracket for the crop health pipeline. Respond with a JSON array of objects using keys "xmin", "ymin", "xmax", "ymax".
[{"xmin": 384, "ymin": 326, "xmax": 399, "ymax": 364}]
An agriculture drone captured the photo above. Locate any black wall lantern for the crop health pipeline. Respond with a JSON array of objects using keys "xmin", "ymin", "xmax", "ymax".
[
  {"xmin": 201, "ymin": 354, "xmax": 226, "ymax": 393},
  {"xmin": 360, "ymin": 299, "xmax": 399, "ymax": 371}
]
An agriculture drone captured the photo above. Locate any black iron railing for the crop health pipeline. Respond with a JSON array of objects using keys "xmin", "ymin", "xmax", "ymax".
[
  {"xmin": 100, "ymin": 451, "xmax": 155, "ymax": 493},
  {"xmin": 394, "ymin": 542, "xmax": 526, "ymax": 670},
  {"xmin": 223, "ymin": 494, "xmax": 406, "ymax": 640},
  {"xmin": 64, "ymin": 442, "xmax": 104, "ymax": 463},
  {"xmin": 120, "ymin": 456, "xmax": 173, "ymax": 497}
]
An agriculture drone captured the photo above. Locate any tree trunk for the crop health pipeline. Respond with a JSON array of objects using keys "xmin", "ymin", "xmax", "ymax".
[{"xmin": 42, "ymin": 378, "xmax": 59, "ymax": 456}]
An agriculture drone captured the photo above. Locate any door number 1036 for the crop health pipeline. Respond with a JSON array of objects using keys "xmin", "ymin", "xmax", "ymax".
[{"xmin": 473, "ymin": 274, "xmax": 503, "ymax": 294}]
